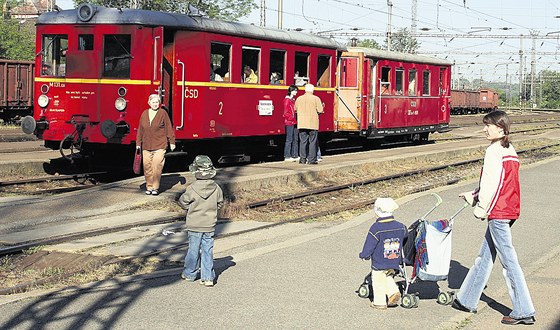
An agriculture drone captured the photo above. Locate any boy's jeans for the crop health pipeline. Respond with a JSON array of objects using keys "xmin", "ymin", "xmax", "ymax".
[
  {"xmin": 183, "ymin": 231, "xmax": 215, "ymax": 281},
  {"xmin": 456, "ymin": 219, "xmax": 535, "ymax": 318}
]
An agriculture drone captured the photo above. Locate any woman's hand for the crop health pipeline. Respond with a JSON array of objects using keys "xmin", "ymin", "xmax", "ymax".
[{"xmin": 459, "ymin": 191, "xmax": 475, "ymax": 206}]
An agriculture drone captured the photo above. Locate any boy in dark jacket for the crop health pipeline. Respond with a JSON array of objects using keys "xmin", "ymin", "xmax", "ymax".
[
  {"xmin": 179, "ymin": 155, "xmax": 224, "ymax": 287},
  {"xmin": 359, "ymin": 197, "xmax": 407, "ymax": 309}
]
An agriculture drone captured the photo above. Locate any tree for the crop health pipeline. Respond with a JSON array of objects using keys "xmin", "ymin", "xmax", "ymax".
[
  {"xmin": 348, "ymin": 38, "xmax": 380, "ymax": 49},
  {"xmin": 539, "ymin": 70, "xmax": 560, "ymax": 109},
  {"xmin": 0, "ymin": 18, "xmax": 35, "ymax": 60},
  {"xmin": 74, "ymin": 0, "xmax": 257, "ymax": 21},
  {"xmin": 384, "ymin": 27, "xmax": 419, "ymax": 53}
]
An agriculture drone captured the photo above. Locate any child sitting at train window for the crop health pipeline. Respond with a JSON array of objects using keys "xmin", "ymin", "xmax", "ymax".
[
  {"xmin": 270, "ymin": 72, "xmax": 281, "ymax": 85},
  {"xmin": 179, "ymin": 155, "xmax": 224, "ymax": 287},
  {"xmin": 359, "ymin": 197, "xmax": 407, "ymax": 310}
]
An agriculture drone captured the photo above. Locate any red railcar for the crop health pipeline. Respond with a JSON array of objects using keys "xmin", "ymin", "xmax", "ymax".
[
  {"xmin": 336, "ymin": 48, "xmax": 451, "ymax": 141},
  {"xmin": 22, "ymin": 5, "xmax": 341, "ymax": 160},
  {"xmin": 0, "ymin": 59, "xmax": 34, "ymax": 123},
  {"xmin": 451, "ymin": 89, "xmax": 498, "ymax": 114},
  {"xmin": 479, "ymin": 89, "xmax": 498, "ymax": 112},
  {"xmin": 22, "ymin": 5, "xmax": 452, "ymax": 162}
]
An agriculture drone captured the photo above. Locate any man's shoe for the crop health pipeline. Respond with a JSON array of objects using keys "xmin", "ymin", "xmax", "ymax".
[
  {"xmin": 299, "ymin": 159, "xmax": 307, "ymax": 164},
  {"xmin": 451, "ymin": 299, "xmax": 477, "ymax": 314},
  {"xmin": 387, "ymin": 292, "xmax": 401, "ymax": 307},
  {"xmin": 308, "ymin": 161, "xmax": 318, "ymax": 165},
  {"xmin": 501, "ymin": 316, "xmax": 536, "ymax": 325}
]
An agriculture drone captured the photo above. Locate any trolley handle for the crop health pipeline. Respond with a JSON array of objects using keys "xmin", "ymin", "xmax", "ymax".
[{"xmin": 420, "ymin": 193, "xmax": 443, "ymax": 220}]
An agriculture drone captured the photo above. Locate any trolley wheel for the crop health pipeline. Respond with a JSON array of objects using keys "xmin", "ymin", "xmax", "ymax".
[
  {"xmin": 401, "ymin": 293, "xmax": 416, "ymax": 309},
  {"xmin": 357, "ymin": 284, "xmax": 370, "ymax": 298},
  {"xmin": 412, "ymin": 294, "xmax": 420, "ymax": 308},
  {"xmin": 437, "ymin": 291, "xmax": 452, "ymax": 305}
]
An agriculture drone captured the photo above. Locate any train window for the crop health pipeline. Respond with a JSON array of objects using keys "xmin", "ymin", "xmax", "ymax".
[
  {"xmin": 408, "ymin": 70, "xmax": 417, "ymax": 96},
  {"xmin": 211, "ymin": 42, "xmax": 231, "ymax": 82},
  {"xmin": 40, "ymin": 34, "xmax": 68, "ymax": 77},
  {"xmin": 423, "ymin": 70, "xmax": 430, "ymax": 95},
  {"xmin": 395, "ymin": 69, "xmax": 404, "ymax": 95},
  {"xmin": 317, "ymin": 55, "xmax": 331, "ymax": 87},
  {"xmin": 381, "ymin": 67, "xmax": 390, "ymax": 95},
  {"xmin": 439, "ymin": 68, "xmax": 446, "ymax": 95},
  {"xmin": 78, "ymin": 35, "xmax": 94, "ymax": 51},
  {"xmin": 339, "ymin": 57, "xmax": 357, "ymax": 88},
  {"xmin": 294, "ymin": 52, "xmax": 309, "ymax": 86},
  {"xmin": 103, "ymin": 34, "xmax": 131, "ymax": 78},
  {"xmin": 242, "ymin": 46, "xmax": 260, "ymax": 84},
  {"xmin": 269, "ymin": 49, "xmax": 285, "ymax": 85}
]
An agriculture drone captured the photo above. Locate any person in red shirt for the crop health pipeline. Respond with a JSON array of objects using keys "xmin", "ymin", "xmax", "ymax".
[
  {"xmin": 136, "ymin": 94, "xmax": 176, "ymax": 195},
  {"xmin": 283, "ymin": 85, "xmax": 299, "ymax": 161},
  {"xmin": 452, "ymin": 111, "xmax": 535, "ymax": 325}
]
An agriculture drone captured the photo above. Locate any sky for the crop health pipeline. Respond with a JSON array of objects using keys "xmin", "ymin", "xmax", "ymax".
[{"xmin": 55, "ymin": 0, "xmax": 560, "ymax": 86}]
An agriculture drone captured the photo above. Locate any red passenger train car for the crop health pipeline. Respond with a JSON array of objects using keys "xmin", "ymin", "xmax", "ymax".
[
  {"xmin": 21, "ymin": 4, "xmax": 452, "ymax": 163},
  {"xmin": 21, "ymin": 4, "xmax": 341, "ymax": 161},
  {"xmin": 336, "ymin": 48, "xmax": 451, "ymax": 142}
]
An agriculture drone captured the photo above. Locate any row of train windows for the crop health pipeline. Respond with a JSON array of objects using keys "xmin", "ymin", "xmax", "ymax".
[
  {"xmin": 211, "ymin": 42, "xmax": 332, "ymax": 87},
  {"xmin": 340, "ymin": 57, "xmax": 441, "ymax": 96},
  {"xmin": 41, "ymin": 34, "xmax": 132, "ymax": 78}
]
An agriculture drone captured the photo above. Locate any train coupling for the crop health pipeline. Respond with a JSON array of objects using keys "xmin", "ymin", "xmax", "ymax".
[{"xmin": 101, "ymin": 119, "xmax": 130, "ymax": 139}]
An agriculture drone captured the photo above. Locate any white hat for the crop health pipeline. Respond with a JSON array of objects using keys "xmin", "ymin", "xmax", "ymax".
[
  {"xmin": 304, "ymin": 83, "xmax": 314, "ymax": 93},
  {"xmin": 373, "ymin": 197, "xmax": 399, "ymax": 217}
]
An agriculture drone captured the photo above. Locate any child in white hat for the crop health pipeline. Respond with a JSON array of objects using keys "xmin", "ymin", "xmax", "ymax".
[{"xmin": 359, "ymin": 197, "xmax": 407, "ymax": 309}]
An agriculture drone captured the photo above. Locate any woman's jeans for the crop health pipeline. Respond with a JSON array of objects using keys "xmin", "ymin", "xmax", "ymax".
[
  {"xmin": 456, "ymin": 219, "xmax": 535, "ymax": 318},
  {"xmin": 284, "ymin": 125, "xmax": 298, "ymax": 158},
  {"xmin": 182, "ymin": 231, "xmax": 215, "ymax": 281}
]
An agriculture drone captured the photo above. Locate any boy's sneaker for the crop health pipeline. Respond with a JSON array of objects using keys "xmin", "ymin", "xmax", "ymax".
[
  {"xmin": 370, "ymin": 302, "xmax": 387, "ymax": 310},
  {"xmin": 180, "ymin": 274, "xmax": 195, "ymax": 282},
  {"xmin": 387, "ymin": 292, "xmax": 401, "ymax": 307},
  {"xmin": 200, "ymin": 280, "xmax": 214, "ymax": 287}
]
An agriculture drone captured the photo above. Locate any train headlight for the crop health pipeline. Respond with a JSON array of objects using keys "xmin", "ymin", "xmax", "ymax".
[
  {"xmin": 38, "ymin": 94, "xmax": 49, "ymax": 108},
  {"xmin": 115, "ymin": 97, "xmax": 127, "ymax": 111},
  {"xmin": 77, "ymin": 4, "xmax": 96, "ymax": 22}
]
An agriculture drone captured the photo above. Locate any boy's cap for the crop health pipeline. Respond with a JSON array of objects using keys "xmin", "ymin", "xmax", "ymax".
[
  {"xmin": 374, "ymin": 197, "xmax": 399, "ymax": 217},
  {"xmin": 189, "ymin": 155, "xmax": 216, "ymax": 179}
]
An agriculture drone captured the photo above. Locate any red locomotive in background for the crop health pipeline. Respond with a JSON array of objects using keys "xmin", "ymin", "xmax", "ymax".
[{"xmin": 21, "ymin": 4, "xmax": 452, "ymax": 163}]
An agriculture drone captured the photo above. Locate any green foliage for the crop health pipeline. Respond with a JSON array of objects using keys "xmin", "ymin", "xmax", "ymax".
[
  {"xmin": 348, "ymin": 38, "xmax": 380, "ymax": 49},
  {"xmin": 384, "ymin": 27, "xmax": 419, "ymax": 53},
  {"xmin": 0, "ymin": 18, "xmax": 35, "ymax": 60},
  {"xmin": 539, "ymin": 70, "xmax": 560, "ymax": 109},
  {"xmin": 73, "ymin": 0, "xmax": 257, "ymax": 21}
]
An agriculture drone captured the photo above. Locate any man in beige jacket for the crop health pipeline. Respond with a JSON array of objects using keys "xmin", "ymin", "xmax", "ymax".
[{"xmin": 294, "ymin": 84, "xmax": 324, "ymax": 164}]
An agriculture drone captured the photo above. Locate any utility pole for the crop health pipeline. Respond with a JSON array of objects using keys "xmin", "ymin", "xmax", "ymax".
[
  {"xmin": 278, "ymin": 0, "xmax": 283, "ymax": 29},
  {"xmin": 519, "ymin": 35, "xmax": 524, "ymax": 109},
  {"xmin": 530, "ymin": 32, "xmax": 536, "ymax": 109},
  {"xmin": 386, "ymin": 0, "xmax": 393, "ymax": 51},
  {"xmin": 411, "ymin": 0, "xmax": 417, "ymax": 34},
  {"xmin": 260, "ymin": 0, "xmax": 266, "ymax": 27}
]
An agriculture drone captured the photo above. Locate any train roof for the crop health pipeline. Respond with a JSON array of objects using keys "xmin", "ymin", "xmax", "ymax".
[
  {"xmin": 347, "ymin": 47, "xmax": 452, "ymax": 66},
  {"xmin": 37, "ymin": 5, "xmax": 345, "ymax": 51}
]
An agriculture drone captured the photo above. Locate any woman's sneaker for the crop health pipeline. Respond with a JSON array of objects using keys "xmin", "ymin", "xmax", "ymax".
[
  {"xmin": 145, "ymin": 190, "xmax": 152, "ymax": 195},
  {"xmin": 501, "ymin": 316, "xmax": 535, "ymax": 325},
  {"xmin": 151, "ymin": 190, "xmax": 159, "ymax": 195},
  {"xmin": 200, "ymin": 280, "xmax": 214, "ymax": 287}
]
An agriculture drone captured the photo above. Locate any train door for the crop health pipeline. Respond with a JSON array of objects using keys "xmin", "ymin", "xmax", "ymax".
[
  {"xmin": 151, "ymin": 27, "xmax": 165, "ymax": 108},
  {"xmin": 438, "ymin": 66, "xmax": 450, "ymax": 124},
  {"xmin": 336, "ymin": 54, "xmax": 361, "ymax": 131},
  {"xmin": 363, "ymin": 58, "xmax": 376, "ymax": 128},
  {"xmin": 161, "ymin": 29, "xmax": 175, "ymax": 119}
]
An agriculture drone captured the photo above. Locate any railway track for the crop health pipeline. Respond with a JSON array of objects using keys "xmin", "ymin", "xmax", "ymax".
[{"xmin": 1, "ymin": 141, "xmax": 559, "ymax": 295}]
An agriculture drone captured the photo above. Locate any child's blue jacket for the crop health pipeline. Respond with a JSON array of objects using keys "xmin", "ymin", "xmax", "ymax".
[{"xmin": 359, "ymin": 216, "xmax": 407, "ymax": 270}]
